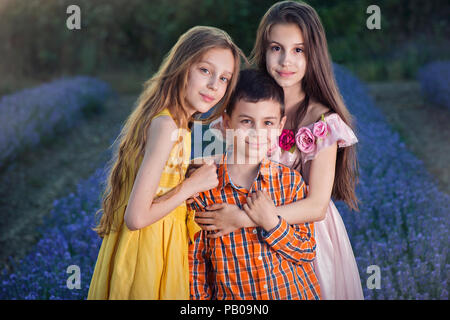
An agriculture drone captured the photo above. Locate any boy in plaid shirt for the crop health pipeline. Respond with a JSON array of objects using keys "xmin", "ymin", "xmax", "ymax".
[{"xmin": 189, "ymin": 69, "xmax": 320, "ymax": 300}]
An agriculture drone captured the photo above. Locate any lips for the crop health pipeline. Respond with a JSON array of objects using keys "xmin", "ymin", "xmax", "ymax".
[
  {"xmin": 277, "ymin": 70, "xmax": 295, "ymax": 77},
  {"xmin": 245, "ymin": 139, "xmax": 268, "ymax": 149},
  {"xmin": 200, "ymin": 93, "xmax": 214, "ymax": 103},
  {"xmin": 248, "ymin": 143, "xmax": 267, "ymax": 148}
]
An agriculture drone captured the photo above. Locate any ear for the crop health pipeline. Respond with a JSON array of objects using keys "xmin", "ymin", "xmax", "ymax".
[
  {"xmin": 278, "ymin": 115, "xmax": 287, "ymax": 134},
  {"xmin": 223, "ymin": 112, "xmax": 232, "ymax": 129}
]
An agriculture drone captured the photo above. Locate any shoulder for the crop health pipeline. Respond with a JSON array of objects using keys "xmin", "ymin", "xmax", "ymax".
[
  {"xmin": 144, "ymin": 114, "xmax": 179, "ymax": 152},
  {"xmin": 150, "ymin": 113, "xmax": 178, "ymax": 132},
  {"xmin": 148, "ymin": 114, "xmax": 178, "ymax": 140},
  {"xmin": 308, "ymin": 100, "xmax": 332, "ymax": 122}
]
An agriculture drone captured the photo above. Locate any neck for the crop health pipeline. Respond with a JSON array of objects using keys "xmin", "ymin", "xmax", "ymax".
[
  {"xmin": 283, "ymin": 85, "xmax": 305, "ymax": 129},
  {"xmin": 226, "ymin": 150, "xmax": 262, "ymax": 190}
]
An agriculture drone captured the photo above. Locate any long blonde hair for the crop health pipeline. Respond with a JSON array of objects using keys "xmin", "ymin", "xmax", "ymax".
[
  {"xmin": 95, "ymin": 26, "xmax": 245, "ymax": 237},
  {"xmin": 250, "ymin": 1, "xmax": 359, "ymax": 210}
]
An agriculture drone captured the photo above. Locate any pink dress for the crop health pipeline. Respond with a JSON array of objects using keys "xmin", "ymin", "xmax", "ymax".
[
  {"xmin": 211, "ymin": 113, "xmax": 364, "ymax": 300},
  {"xmin": 271, "ymin": 113, "xmax": 364, "ymax": 300}
]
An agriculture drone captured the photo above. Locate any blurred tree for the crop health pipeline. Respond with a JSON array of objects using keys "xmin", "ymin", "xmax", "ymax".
[{"xmin": 0, "ymin": 0, "xmax": 448, "ymax": 81}]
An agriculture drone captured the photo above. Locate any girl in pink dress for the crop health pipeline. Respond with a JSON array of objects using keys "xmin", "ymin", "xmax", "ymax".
[{"xmin": 194, "ymin": 1, "xmax": 364, "ymax": 299}]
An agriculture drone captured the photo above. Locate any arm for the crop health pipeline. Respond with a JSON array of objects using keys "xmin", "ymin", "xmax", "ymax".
[
  {"xmin": 243, "ymin": 188, "xmax": 316, "ymax": 265},
  {"xmin": 197, "ymin": 143, "xmax": 337, "ymax": 237},
  {"xmin": 275, "ymin": 142, "xmax": 337, "ymax": 223},
  {"xmin": 261, "ymin": 217, "xmax": 316, "ymax": 264},
  {"xmin": 124, "ymin": 116, "xmax": 218, "ymax": 230}
]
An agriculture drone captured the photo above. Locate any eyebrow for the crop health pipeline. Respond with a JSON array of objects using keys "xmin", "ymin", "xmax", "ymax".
[
  {"xmin": 269, "ymin": 40, "xmax": 304, "ymax": 46},
  {"xmin": 199, "ymin": 60, "xmax": 233, "ymax": 77},
  {"xmin": 238, "ymin": 114, "xmax": 279, "ymax": 120}
]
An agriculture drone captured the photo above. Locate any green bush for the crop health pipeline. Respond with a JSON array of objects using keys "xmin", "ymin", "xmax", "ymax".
[{"xmin": 0, "ymin": 0, "xmax": 448, "ymax": 81}]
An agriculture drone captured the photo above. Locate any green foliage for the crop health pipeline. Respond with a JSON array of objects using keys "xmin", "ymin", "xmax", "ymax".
[
  {"xmin": 0, "ymin": 0, "xmax": 448, "ymax": 81},
  {"xmin": 80, "ymin": 95, "xmax": 106, "ymax": 119}
]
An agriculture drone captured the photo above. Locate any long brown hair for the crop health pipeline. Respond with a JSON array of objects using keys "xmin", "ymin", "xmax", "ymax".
[
  {"xmin": 250, "ymin": 1, "xmax": 359, "ymax": 210},
  {"xmin": 94, "ymin": 26, "xmax": 245, "ymax": 237}
]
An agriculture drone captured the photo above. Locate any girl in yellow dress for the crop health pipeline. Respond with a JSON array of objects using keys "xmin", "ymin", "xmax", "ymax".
[{"xmin": 87, "ymin": 26, "xmax": 244, "ymax": 300}]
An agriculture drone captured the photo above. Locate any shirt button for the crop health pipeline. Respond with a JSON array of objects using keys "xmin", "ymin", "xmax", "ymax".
[
  {"xmin": 258, "ymin": 256, "xmax": 262, "ymax": 261},
  {"xmin": 263, "ymin": 284, "xmax": 267, "ymax": 289},
  {"xmin": 253, "ymin": 229, "xmax": 257, "ymax": 234}
]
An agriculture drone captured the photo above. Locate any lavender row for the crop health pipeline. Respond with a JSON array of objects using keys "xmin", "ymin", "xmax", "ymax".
[
  {"xmin": 418, "ymin": 61, "xmax": 450, "ymax": 110},
  {"xmin": 333, "ymin": 64, "xmax": 449, "ymax": 299},
  {"xmin": 0, "ymin": 166, "xmax": 107, "ymax": 299},
  {"xmin": 0, "ymin": 65, "xmax": 449, "ymax": 299},
  {"xmin": 0, "ymin": 76, "xmax": 113, "ymax": 168}
]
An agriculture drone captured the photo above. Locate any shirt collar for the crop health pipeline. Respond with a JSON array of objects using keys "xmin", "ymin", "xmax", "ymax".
[{"xmin": 218, "ymin": 151, "xmax": 274, "ymax": 191}]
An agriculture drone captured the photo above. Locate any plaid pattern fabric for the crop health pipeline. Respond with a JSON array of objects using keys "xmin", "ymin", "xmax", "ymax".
[{"xmin": 189, "ymin": 153, "xmax": 321, "ymax": 300}]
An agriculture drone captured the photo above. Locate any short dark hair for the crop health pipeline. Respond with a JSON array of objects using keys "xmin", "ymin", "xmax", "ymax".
[{"xmin": 226, "ymin": 68, "xmax": 285, "ymax": 117}]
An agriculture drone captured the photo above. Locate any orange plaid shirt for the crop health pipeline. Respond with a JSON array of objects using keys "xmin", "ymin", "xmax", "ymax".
[{"xmin": 189, "ymin": 153, "xmax": 321, "ymax": 300}]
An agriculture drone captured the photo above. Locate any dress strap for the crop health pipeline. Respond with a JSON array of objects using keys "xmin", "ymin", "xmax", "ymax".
[{"xmin": 153, "ymin": 108, "xmax": 173, "ymax": 120}]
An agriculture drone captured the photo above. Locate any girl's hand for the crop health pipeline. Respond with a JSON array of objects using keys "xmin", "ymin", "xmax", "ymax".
[
  {"xmin": 186, "ymin": 155, "xmax": 221, "ymax": 178},
  {"xmin": 195, "ymin": 203, "xmax": 249, "ymax": 238},
  {"xmin": 186, "ymin": 163, "xmax": 201, "ymax": 179},
  {"xmin": 183, "ymin": 160, "xmax": 218, "ymax": 196},
  {"xmin": 243, "ymin": 191, "xmax": 279, "ymax": 232}
]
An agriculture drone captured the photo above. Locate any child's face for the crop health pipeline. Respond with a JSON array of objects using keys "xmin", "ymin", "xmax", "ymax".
[
  {"xmin": 265, "ymin": 23, "xmax": 306, "ymax": 92},
  {"xmin": 223, "ymin": 99, "xmax": 286, "ymax": 162},
  {"xmin": 185, "ymin": 47, "xmax": 235, "ymax": 115}
]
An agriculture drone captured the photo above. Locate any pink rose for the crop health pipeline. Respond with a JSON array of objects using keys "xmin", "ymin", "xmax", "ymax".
[
  {"xmin": 296, "ymin": 127, "xmax": 316, "ymax": 153},
  {"xmin": 279, "ymin": 129, "xmax": 295, "ymax": 151},
  {"xmin": 313, "ymin": 120, "xmax": 328, "ymax": 139}
]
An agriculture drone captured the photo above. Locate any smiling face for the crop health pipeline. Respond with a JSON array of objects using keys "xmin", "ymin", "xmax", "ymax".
[
  {"xmin": 265, "ymin": 23, "xmax": 306, "ymax": 92},
  {"xmin": 224, "ymin": 98, "xmax": 286, "ymax": 162},
  {"xmin": 185, "ymin": 47, "xmax": 235, "ymax": 116}
]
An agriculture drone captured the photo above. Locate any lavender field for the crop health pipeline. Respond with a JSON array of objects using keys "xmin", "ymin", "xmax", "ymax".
[
  {"xmin": 0, "ymin": 76, "xmax": 113, "ymax": 168},
  {"xmin": 418, "ymin": 61, "xmax": 450, "ymax": 111},
  {"xmin": 0, "ymin": 65, "xmax": 448, "ymax": 300}
]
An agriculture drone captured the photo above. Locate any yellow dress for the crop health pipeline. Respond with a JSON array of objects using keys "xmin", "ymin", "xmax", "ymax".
[{"xmin": 88, "ymin": 108, "xmax": 200, "ymax": 300}]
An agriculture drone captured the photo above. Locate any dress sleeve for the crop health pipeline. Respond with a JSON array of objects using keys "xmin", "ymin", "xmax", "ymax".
[
  {"xmin": 302, "ymin": 113, "xmax": 358, "ymax": 163},
  {"xmin": 186, "ymin": 195, "xmax": 206, "ymax": 244},
  {"xmin": 186, "ymin": 205, "xmax": 202, "ymax": 244}
]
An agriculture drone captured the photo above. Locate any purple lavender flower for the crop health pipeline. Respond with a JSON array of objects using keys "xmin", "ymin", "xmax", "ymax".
[
  {"xmin": 0, "ymin": 76, "xmax": 113, "ymax": 168},
  {"xmin": 1, "ymin": 65, "xmax": 448, "ymax": 300},
  {"xmin": 418, "ymin": 61, "xmax": 450, "ymax": 110}
]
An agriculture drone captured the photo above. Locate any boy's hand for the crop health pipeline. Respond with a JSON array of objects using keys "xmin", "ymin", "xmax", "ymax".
[{"xmin": 243, "ymin": 190, "xmax": 279, "ymax": 232}]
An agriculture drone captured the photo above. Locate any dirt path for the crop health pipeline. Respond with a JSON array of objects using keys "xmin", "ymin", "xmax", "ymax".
[
  {"xmin": 367, "ymin": 81, "xmax": 450, "ymax": 194},
  {"xmin": 0, "ymin": 94, "xmax": 136, "ymax": 272}
]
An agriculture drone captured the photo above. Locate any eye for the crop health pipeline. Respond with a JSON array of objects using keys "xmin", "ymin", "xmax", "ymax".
[
  {"xmin": 264, "ymin": 121, "xmax": 274, "ymax": 126},
  {"xmin": 220, "ymin": 76, "xmax": 229, "ymax": 83},
  {"xmin": 271, "ymin": 45, "xmax": 281, "ymax": 52},
  {"xmin": 200, "ymin": 67, "xmax": 210, "ymax": 74},
  {"xmin": 241, "ymin": 119, "xmax": 252, "ymax": 125},
  {"xmin": 295, "ymin": 48, "xmax": 304, "ymax": 53}
]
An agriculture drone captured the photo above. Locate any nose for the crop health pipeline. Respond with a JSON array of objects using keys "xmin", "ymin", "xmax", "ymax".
[
  {"xmin": 252, "ymin": 126, "xmax": 268, "ymax": 139},
  {"xmin": 279, "ymin": 51, "xmax": 292, "ymax": 67},
  {"xmin": 207, "ymin": 76, "xmax": 218, "ymax": 91}
]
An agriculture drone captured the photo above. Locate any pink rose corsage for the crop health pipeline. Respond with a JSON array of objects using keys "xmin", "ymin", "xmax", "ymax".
[
  {"xmin": 279, "ymin": 129, "xmax": 296, "ymax": 153},
  {"xmin": 295, "ymin": 127, "xmax": 316, "ymax": 153},
  {"xmin": 313, "ymin": 115, "xmax": 329, "ymax": 139},
  {"xmin": 295, "ymin": 115, "xmax": 331, "ymax": 153}
]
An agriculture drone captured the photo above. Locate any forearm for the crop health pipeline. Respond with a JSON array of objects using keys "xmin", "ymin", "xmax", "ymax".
[
  {"xmin": 275, "ymin": 197, "xmax": 329, "ymax": 224},
  {"xmin": 239, "ymin": 210, "xmax": 258, "ymax": 228},
  {"xmin": 126, "ymin": 182, "xmax": 193, "ymax": 230},
  {"xmin": 237, "ymin": 197, "xmax": 328, "ymax": 230}
]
